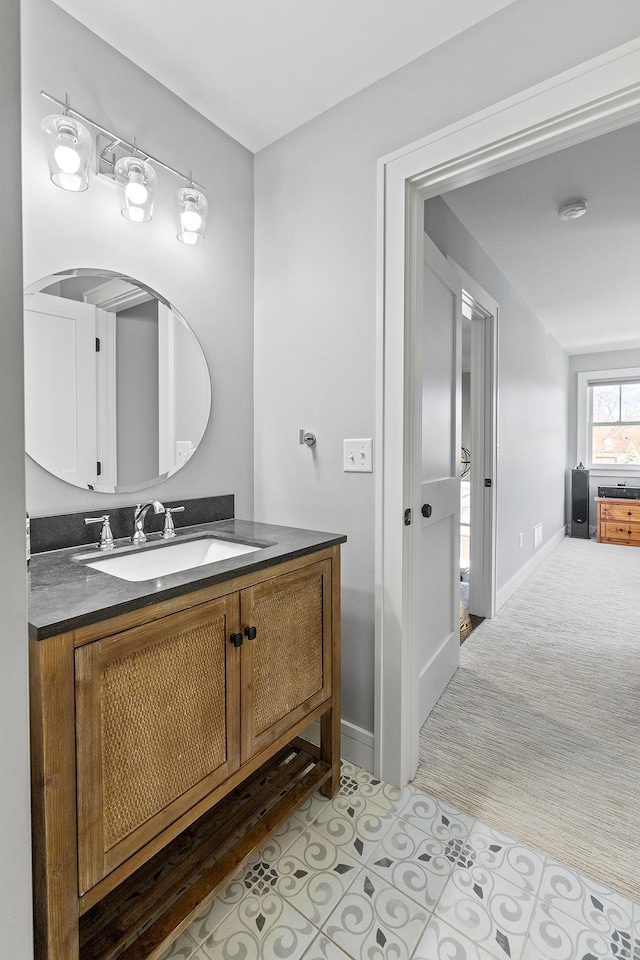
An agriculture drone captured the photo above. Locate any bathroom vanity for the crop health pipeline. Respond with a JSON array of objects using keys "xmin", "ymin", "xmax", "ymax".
[{"xmin": 28, "ymin": 519, "xmax": 345, "ymax": 960}]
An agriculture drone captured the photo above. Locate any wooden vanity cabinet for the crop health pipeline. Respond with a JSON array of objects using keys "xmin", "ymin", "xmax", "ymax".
[{"xmin": 30, "ymin": 546, "xmax": 341, "ymax": 960}]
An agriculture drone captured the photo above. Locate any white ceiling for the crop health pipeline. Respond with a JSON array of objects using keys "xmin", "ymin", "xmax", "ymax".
[
  {"xmin": 51, "ymin": 0, "xmax": 516, "ymax": 152},
  {"xmin": 50, "ymin": 0, "xmax": 637, "ymax": 358},
  {"xmin": 440, "ymin": 121, "xmax": 640, "ymax": 356}
]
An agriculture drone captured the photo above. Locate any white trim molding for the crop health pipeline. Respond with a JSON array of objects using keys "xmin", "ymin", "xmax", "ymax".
[
  {"xmin": 303, "ymin": 719, "xmax": 375, "ymax": 773},
  {"xmin": 375, "ymin": 37, "xmax": 640, "ymax": 789},
  {"xmin": 447, "ymin": 258, "xmax": 499, "ymax": 621},
  {"xmin": 83, "ymin": 278, "xmax": 153, "ymax": 311},
  {"xmin": 496, "ymin": 527, "xmax": 566, "ymax": 611}
]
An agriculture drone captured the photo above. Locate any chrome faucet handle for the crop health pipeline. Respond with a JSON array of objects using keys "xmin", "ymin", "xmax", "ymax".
[
  {"xmin": 85, "ymin": 515, "xmax": 115, "ymax": 551},
  {"xmin": 162, "ymin": 505, "xmax": 185, "ymax": 539}
]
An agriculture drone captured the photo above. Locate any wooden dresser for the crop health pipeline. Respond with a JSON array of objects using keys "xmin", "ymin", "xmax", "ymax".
[{"xmin": 595, "ymin": 496, "xmax": 640, "ymax": 546}]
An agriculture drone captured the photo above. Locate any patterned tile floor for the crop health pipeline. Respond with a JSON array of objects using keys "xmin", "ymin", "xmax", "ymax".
[{"xmin": 160, "ymin": 761, "xmax": 640, "ymax": 960}]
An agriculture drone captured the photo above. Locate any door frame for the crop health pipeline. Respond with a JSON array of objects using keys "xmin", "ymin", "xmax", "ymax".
[
  {"xmin": 449, "ymin": 260, "xmax": 498, "ymax": 621},
  {"xmin": 374, "ymin": 37, "xmax": 640, "ymax": 788}
]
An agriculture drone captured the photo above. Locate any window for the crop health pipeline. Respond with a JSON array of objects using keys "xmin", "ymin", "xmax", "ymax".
[{"xmin": 589, "ymin": 380, "xmax": 640, "ymax": 466}]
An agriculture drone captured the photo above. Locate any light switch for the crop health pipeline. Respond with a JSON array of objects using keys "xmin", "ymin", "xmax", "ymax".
[{"xmin": 343, "ymin": 438, "xmax": 373, "ymax": 473}]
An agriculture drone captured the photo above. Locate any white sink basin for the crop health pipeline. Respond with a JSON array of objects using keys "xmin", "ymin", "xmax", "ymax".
[{"xmin": 85, "ymin": 536, "xmax": 263, "ymax": 582}]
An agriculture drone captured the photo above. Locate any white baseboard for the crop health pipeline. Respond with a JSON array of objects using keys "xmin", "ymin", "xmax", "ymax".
[
  {"xmin": 419, "ymin": 631, "xmax": 459, "ymax": 725},
  {"xmin": 301, "ymin": 718, "xmax": 375, "ymax": 773},
  {"xmin": 496, "ymin": 527, "xmax": 566, "ymax": 611}
]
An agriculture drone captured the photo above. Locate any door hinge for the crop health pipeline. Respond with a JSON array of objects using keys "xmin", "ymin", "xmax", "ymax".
[
  {"xmin": 96, "ymin": 461, "xmax": 102, "ymax": 477},
  {"xmin": 404, "ymin": 508, "xmax": 412, "ymax": 526},
  {"xmin": 95, "ymin": 337, "xmax": 101, "ymax": 352},
  {"xmin": 484, "ymin": 478, "xmax": 492, "ymax": 487}
]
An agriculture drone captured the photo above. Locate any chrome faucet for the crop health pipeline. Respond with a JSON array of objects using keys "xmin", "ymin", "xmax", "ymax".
[{"xmin": 132, "ymin": 500, "xmax": 165, "ymax": 544}]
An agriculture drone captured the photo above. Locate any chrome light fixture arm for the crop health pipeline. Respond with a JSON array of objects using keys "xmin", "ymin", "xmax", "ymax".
[{"xmin": 40, "ymin": 91, "xmax": 206, "ymax": 191}]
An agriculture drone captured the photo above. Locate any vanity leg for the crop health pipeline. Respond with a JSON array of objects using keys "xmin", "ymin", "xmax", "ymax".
[
  {"xmin": 319, "ymin": 706, "xmax": 341, "ymax": 797},
  {"xmin": 30, "ymin": 634, "xmax": 80, "ymax": 960},
  {"xmin": 320, "ymin": 546, "xmax": 341, "ymax": 798}
]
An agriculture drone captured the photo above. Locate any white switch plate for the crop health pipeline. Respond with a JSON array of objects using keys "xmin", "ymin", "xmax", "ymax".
[{"xmin": 344, "ymin": 438, "xmax": 373, "ymax": 472}]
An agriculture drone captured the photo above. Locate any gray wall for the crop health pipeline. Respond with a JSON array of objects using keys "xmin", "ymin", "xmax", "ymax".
[
  {"xmin": 22, "ymin": 0, "xmax": 254, "ymax": 519},
  {"xmin": 252, "ymin": 0, "xmax": 640, "ymax": 736},
  {"xmin": 425, "ymin": 197, "xmax": 568, "ymax": 587},
  {"xmin": 116, "ymin": 301, "xmax": 160, "ymax": 488},
  {"xmin": 1, "ymin": 0, "xmax": 33, "ymax": 953},
  {"xmin": 569, "ymin": 348, "xmax": 640, "ymax": 527}
]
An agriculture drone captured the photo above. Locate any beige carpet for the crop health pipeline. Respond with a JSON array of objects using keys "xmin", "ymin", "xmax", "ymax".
[{"xmin": 414, "ymin": 536, "xmax": 640, "ymax": 903}]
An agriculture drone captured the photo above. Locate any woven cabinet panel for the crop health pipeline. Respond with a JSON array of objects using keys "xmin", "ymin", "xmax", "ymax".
[
  {"xmin": 252, "ymin": 578, "xmax": 324, "ymax": 736},
  {"xmin": 100, "ymin": 618, "xmax": 227, "ymax": 851}
]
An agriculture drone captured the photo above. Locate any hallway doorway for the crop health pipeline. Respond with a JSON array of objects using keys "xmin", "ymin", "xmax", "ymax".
[{"xmin": 375, "ymin": 40, "xmax": 640, "ymax": 788}]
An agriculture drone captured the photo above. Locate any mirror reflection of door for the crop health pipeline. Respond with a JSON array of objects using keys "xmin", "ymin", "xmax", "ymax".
[
  {"xmin": 23, "ymin": 271, "xmax": 212, "ymax": 494},
  {"xmin": 24, "ymin": 292, "xmax": 99, "ymax": 488}
]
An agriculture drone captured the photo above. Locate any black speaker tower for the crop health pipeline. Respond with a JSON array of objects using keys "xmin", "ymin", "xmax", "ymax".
[{"xmin": 570, "ymin": 468, "xmax": 590, "ymax": 538}]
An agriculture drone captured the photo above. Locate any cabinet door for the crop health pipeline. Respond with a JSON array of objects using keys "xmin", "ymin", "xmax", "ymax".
[
  {"xmin": 75, "ymin": 595, "xmax": 240, "ymax": 894},
  {"xmin": 240, "ymin": 560, "xmax": 332, "ymax": 762}
]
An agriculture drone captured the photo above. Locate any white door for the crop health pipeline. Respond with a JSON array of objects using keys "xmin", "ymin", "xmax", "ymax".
[
  {"xmin": 415, "ymin": 233, "xmax": 462, "ymax": 727},
  {"xmin": 24, "ymin": 292, "xmax": 99, "ymax": 488}
]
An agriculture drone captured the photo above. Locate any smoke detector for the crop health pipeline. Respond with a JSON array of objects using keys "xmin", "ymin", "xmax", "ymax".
[{"xmin": 557, "ymin": 199, "xmax": 587, "ymax": 220}]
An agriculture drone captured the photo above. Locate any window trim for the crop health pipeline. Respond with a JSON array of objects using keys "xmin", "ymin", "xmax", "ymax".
[{"xmin": 577, "ymin": 368, "xmax": 640, "ymax": 474}]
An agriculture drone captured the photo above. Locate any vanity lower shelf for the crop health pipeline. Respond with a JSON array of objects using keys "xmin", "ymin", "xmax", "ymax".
[{"xmin": 79, "ymin": 743, "xmax": 330, "ymax": 960}]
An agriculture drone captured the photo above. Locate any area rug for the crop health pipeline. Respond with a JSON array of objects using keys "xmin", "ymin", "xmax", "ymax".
[{"xmin": 415, "ymin": 536, "xmax": 640, "ymax": 903}]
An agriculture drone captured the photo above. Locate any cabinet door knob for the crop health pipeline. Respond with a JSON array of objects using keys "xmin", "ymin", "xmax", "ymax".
[
  {"xmin": 230, "ymin": 632, "xmax": 243, "ymax": 647},
  {"xmin": 244, "ymin": 626, "xmax": 257, "ymax": 641}
]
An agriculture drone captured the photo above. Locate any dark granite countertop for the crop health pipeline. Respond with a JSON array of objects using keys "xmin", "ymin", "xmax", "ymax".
[{"xmin": 28, "ymin": 519, "xmax": 346, "ymax": 641}]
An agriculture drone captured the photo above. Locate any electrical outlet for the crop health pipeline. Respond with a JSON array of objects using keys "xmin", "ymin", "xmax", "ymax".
[
  {"xmin": 533, "ymin": 523, "xmax": 543, "ymax": 549},
  {"xmin": 344, "ymin": 439, "xmax": 373, "ymax": 473}
]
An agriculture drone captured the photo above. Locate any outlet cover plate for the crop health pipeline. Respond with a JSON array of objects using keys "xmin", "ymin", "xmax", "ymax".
[{"xmin": 344, "ymin": 438, "xmax": 373, "ymax": 472}]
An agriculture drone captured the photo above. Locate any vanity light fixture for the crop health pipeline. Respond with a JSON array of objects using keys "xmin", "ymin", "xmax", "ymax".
[
  {"xmin": 41, "ymin": 101, "xmax": 92, "ymax": 192},
  {"xmin": 177, "ymin": 181, "xmax": 208, "ymax": 245},
  {"xmin": 40, "ymin": 91, "xmax": 207, "ymax": 242},
  {"xmin": 115, "ymin": 154, "xmax": 157, "ymax": 223}
]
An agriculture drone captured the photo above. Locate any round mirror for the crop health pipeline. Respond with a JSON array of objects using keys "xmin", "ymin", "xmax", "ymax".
[{"xmin": 24, "ymin": 269, "xmax": 211, "ymax": 493}]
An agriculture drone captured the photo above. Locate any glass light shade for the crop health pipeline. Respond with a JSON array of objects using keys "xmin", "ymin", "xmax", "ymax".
[
  {"xmin": 177, "ymin": 186, "xmax": 208, "ymax": 244},
  {"xmin": 114, "ymin": 156, "xmax": 156, "ymax": 222},
  {"xmin": 41, "ymin": 114, "xmax": 92, "ymax": 192}
]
